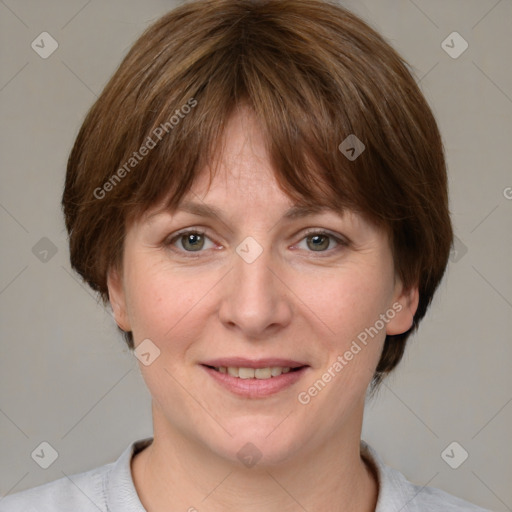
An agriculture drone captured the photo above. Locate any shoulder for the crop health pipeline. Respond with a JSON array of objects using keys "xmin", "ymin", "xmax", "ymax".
[
  {"xmin": 0, "ymin": 438, "xmax": 153, "ymax": 512},
  {"xmin": 403, "ymin": 480, "xmax": 494, "ymax": 511},
  {"xmin": 0, "ymin": 462, "xmax": 112, "ymax": 512},
  {"xmin": 360, "ymin": 440, "xmax": 493, "ymax": 512}
]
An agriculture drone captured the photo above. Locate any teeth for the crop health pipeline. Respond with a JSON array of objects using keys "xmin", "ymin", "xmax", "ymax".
[
  {"xmin": 216, "ymin": 366, "xmax": 294, "ymax": 379},
  {"xmin": 227, "ymin": 366, "xmax": 239, "ymax": 377}
]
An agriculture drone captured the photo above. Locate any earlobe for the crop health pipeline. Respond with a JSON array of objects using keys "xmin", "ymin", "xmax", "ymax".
[
  {"xmin": 106, "ymin": 267, "xmax": 131, "ymax": 331},
  {"xmin": 386, "ymin": 285, "xmax": 419, "ymax": 336}
]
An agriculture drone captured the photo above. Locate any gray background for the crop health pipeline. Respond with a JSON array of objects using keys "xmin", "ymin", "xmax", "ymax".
[{"xmin": 0, "ymin": 0, "xmax": 511, "ymax": 510}]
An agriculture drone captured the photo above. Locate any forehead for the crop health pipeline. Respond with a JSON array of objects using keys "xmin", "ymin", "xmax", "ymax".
[
  {"xmin": 135, "ymin": 104, "xmax": 381, "ymax": 234},
  {"xmin": 158, "ymin": 199, "xmax": 340, "ymax": 222},
  {"xmin": 145, "ymin": 109, "xmax": 345, "ymax": 220}
]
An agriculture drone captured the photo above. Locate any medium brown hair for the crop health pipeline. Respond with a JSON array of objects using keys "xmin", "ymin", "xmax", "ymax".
[{"xmin": 62, "ymin": 0, "xmax": 453, "ymax": 392}]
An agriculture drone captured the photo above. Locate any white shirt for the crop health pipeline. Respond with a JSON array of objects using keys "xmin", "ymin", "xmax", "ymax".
[{"xmin": 0, "ymin": 438, "xmax": 492, "ymax": 511}]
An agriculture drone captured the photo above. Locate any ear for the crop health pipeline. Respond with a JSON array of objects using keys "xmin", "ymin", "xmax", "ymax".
[
  {"xmin": 385, "ymin": 280, "xmax": 420, "ymax": 336},
  {"xmin": 106, "ymin": 266, "xmax": 131, "ymax": 332}
]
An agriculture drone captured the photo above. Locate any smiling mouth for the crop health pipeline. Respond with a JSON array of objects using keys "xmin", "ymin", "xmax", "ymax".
[
  {"xmin": 201, "ymin": 363, "xmax": 309, "ymax": 398},
  {"xmin": 202, "ymin": 364, "xmax": 306, "ymax": 379}
]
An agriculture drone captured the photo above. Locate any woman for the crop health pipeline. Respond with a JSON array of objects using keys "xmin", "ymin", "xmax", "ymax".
[{"xmin": 0, "ymin": 0, "xmax": 492, "ymax": 510}]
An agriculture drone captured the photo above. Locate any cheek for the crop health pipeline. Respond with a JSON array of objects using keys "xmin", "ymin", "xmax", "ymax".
[
  {"xmin": 124, "ymin": 258, "xmax": 215, "ymax": 345},
  {"xmin": 297, "ymin": 266, "xmax": 393, "ymax": 348},
  {"xmin": 291, "ymin": 269, "xmax": 392, "ymax": 423}
]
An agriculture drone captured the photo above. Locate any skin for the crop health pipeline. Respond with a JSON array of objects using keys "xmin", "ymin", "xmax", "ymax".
[{"xmin": 108, "ymin": 104, "xmax": 419, "ymax": 512}]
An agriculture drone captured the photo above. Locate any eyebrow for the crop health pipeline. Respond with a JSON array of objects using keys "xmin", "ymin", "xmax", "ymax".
[{"xmin": 174, "ymin": 200, "xmax": 334, "ymax": 222}]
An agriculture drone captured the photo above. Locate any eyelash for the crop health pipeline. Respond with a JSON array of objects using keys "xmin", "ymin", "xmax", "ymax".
[{"xmin": 165, "ymin": 228, "xmax": 348, "ymax": 258}]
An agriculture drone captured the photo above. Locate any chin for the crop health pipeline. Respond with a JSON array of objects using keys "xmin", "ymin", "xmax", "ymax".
[{"xmin": 205, "ymin": 420, "xmax": 306, "ymax": 469}]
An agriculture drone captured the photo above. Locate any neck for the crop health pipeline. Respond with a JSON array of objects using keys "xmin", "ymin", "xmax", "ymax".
[{"xmin": 131, "ymin": 402, "xmax": 378, "ymax": 512}]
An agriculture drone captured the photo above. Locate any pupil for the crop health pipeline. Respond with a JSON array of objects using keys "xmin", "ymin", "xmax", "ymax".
[
  {"xmin": 310, "ymin": 234, "xmax": 328, "ymax": 250},
  {"xmin": 186, "ymin": 233, "xmax": 202, "ymax": 250}
]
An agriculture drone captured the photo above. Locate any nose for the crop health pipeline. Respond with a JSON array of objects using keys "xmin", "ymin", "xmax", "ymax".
[{"xmin": 218, "ymin": 239, "xmax": 292, "ymax": 339}]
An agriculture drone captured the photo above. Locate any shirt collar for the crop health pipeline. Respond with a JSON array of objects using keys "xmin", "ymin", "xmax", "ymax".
[
  {"xmin": 105, "ymin": 437, "xmax": 418, "ymax": 512},
  {"xmin": 361, "ymin": 439, "xmax": 421, "ymax": 511},
  {"xmin": 106, "ymin": 437, "xmax": 153, "ymax": 512}
]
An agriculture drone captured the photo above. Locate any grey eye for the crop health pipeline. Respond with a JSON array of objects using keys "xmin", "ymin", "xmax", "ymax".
[
  {"xmin": 180, "ymin": 232, "xmax": 206, "ymax": 251},
  {"xmin": 305, "ymin": 233, "xmax": 332, "ymax": 251},
  {"xmin": 168, "ymin": 230, "xmax": 214, "ymax": 252}
]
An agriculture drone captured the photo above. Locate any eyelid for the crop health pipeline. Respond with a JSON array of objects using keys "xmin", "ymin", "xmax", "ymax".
[
  {"xmin": 292, "ymin": 228, "xmax": 349, "ymax": 255},
  {"xmin": 165, "ymin": 227, "xmax": 216, "ymax": 248},
  {"xmin": 165, "ymin": 226, "xmax": 349, "ymax": 255},
  {"xmin": 299, "ymin": 228, "xmax": 349, "ymax": 245}
]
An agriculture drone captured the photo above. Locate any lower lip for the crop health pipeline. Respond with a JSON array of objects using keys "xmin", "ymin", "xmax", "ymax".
[{"xmin": 201, "ymin": 365, "xmax": 309, "ymax": 398}]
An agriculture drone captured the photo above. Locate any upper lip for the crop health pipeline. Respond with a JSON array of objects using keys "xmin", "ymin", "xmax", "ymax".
[{"xmin": 201, "ymin": 358, "xmax": 309, "ymax": 369}]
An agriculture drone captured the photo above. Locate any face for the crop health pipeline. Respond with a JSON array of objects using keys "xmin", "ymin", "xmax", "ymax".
[{"xmin": 108, "ymin": 105, "xmax": 418, "ymax": 467}]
